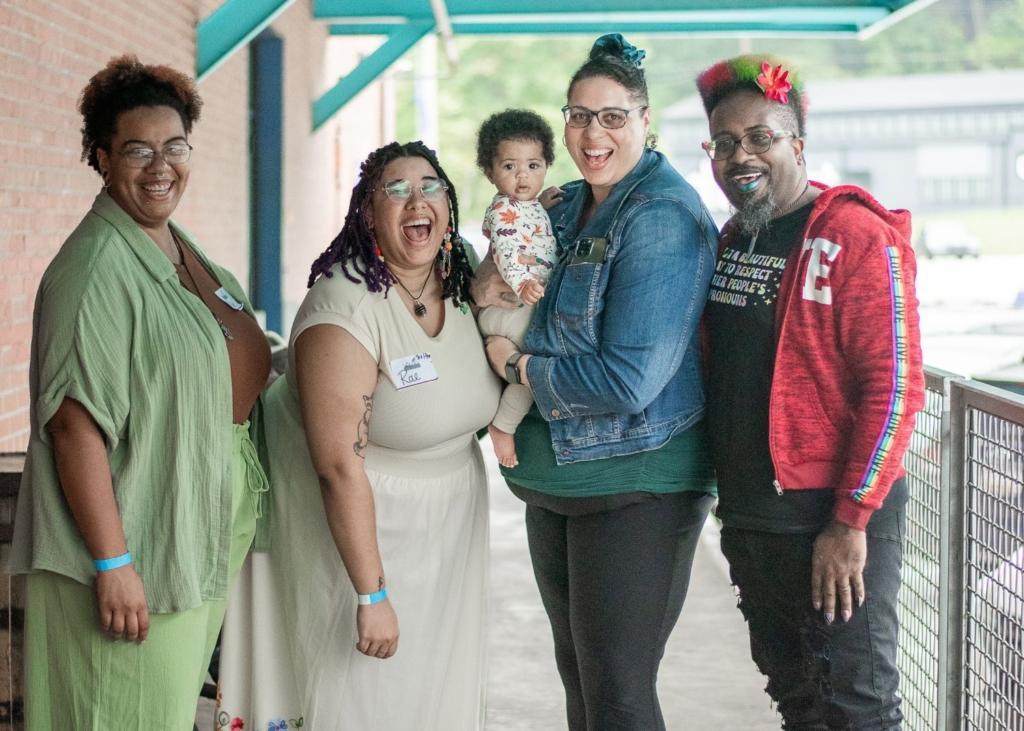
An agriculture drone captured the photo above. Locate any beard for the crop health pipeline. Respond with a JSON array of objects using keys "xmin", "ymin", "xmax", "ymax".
[{"xmin": 731, "ymin": 185, "xmax": 777, "ymax": 237}]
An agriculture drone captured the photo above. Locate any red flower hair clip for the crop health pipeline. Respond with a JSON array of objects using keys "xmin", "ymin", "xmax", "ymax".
[{"xmin": 756, "ymin": 62, "xmax": 792, "ymax": 104}]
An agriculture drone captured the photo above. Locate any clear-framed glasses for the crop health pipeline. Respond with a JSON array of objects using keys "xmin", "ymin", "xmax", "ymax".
[
  {"xmin": 701, "ymin": 129, "xmax": 796, "ymax": 161},
  {"xmin": 561, "ymin": 105, "xmax": 648, "ymax": 130},
  {"xmin": 119, "ymin": 143, "xmax": 193, "ymax": 168},
  {"xmin": 377, "ymin": 177, "xmax": 449, "ymax": 203}
]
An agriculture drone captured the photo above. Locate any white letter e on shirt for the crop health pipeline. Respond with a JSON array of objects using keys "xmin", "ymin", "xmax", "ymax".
[{"xmin": 801, "ymin": 237, "xmax": 841, "ymax": 305}]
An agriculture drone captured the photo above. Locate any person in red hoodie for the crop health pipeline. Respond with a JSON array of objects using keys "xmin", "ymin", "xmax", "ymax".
[{"xmin": 696, "ymin": 55, "xmax": 925, "ymax": 729}]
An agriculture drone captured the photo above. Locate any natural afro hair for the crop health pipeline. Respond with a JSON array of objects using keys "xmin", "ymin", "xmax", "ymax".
[
  {"xmin": 696, "ymin": 55, "xmax": 808, "ymax": 137},
  {"xmin": 78, "ymin": 54, "xmax": 202, "ymax": 174},
  {"xmin": 307, "ymin": 141, "xmax": 474, "ymax": 311},
  {"xmin": 475, "ymin": 109, "xmax": 555, "ymax": 173}
]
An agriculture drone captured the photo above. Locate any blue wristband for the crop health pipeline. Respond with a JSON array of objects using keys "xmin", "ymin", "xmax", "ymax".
[
  {"xmin": 357, "ymin": 588, "xmax": 388, "ymax": 605},
  {"xmin": 94, "ymin": 552, "xmax": 132, "ymax": 572}
]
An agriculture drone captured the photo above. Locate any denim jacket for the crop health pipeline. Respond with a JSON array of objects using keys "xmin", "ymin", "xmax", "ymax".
[{"xmin": 524, "ymin": 149, "xmax": 718, "ymax": 464}]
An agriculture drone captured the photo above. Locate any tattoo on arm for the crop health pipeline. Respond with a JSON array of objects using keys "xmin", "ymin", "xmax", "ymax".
[
  {"xmin": 378, "ymin": 576, "xmax": 385, "ymax": 591},
  {"xmin": 353, "ymin": 394, "xmax": 372, "ymax": 457}
]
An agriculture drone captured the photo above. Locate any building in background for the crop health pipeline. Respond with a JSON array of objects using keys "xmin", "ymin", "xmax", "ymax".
[
  {"xmin": 0, "ymin": 1, "xmax": 395, "ymax": 451},
  {"xmin": 664, "ymin": 69, "xmax": 1024, "ymax": 220}
]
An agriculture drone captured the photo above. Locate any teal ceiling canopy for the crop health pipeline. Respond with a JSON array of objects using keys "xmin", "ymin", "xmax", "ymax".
[
  {"xmin": 312, "ymin": 0, "xmax": 935, "ymax": 36},
  {"xmin": 196, "ymin": 0, "xmax": 939, "ymax": 127},
  {"xmin": 196, "ymin": 0, "xmax": 299, "ymax": 80}
]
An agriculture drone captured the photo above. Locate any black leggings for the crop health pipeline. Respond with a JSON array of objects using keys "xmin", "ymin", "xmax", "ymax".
[{"xmin": 524, "ymin": 490, "xmax": 715, "ymax": 731}]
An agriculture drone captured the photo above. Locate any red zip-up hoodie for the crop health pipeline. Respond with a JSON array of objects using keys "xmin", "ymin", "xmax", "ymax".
[{"xmin": 718, "ymin": 183, "xmax": 925, "ymax": 530}]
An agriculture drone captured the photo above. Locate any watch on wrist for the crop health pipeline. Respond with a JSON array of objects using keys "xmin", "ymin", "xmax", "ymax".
[{"xmin": 504, "ymin": 352, "xmax": 525, "ymax": 384}]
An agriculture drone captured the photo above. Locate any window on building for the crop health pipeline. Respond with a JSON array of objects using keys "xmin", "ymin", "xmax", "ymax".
[{"xmin": 918, "ymin": 143, "xmax": 993, "ymax": 205}]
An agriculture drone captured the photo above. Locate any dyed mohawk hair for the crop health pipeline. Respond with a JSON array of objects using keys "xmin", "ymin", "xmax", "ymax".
[{"xmin": 696, "ymin": 55, "xmax": 808, "ymax": 136}]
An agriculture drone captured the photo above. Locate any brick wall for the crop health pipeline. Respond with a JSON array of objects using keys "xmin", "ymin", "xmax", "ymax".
[{"xmin": 0, "ymin": 0, "xmax": 383, "ymax": 450}]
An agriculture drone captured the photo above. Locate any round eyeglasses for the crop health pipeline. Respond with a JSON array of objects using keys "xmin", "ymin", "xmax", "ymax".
[
  {"xmin": 119, "ymin": 143, "xmax": 193, "ymax": 168},
  {"xmin": 376, "ymin": 177, "xmax": 449, "ymax": 203},
  {"xmin": 562, "ymin": 105, "xmax": 648, "ymax": 130},
  {"xmin": 701, "ymin": 129, "xmax": 796, "ymax": 161}
]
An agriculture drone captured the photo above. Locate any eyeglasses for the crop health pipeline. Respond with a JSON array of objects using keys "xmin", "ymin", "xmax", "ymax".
[
  {"xmin": 701, "ymin": 129, "xmax": 796, "ymax": 161},
  {"xmin": 118, "ymin": 143, "xmax": 193, "ymax": 168},
  {"xmin": 561, "ymin": 105, "xmax": 648, "ymax": 130},
  {"xmin": 376, "ymin": 177, "xmax": 449, "ymax": 203}
]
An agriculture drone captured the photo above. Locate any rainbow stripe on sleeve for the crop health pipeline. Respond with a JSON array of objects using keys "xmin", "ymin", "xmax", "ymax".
[{"xmin": 853, "ymin": 246, "xmax": 909, "ymax": 502}]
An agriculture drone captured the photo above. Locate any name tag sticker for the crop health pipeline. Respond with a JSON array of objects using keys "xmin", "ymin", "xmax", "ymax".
[
  {"xmin": 389, "ymin": 352, "xmax": 438, "ymax": 389},
  {"xmin": 214, "ymin": 287, "xmax": 245, "ymax": 311}
]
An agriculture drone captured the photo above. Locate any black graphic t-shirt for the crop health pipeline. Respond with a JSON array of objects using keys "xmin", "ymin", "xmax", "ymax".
[{"xmin": 705, "ymin": 202, "xmax": 834, "ymax": 532}]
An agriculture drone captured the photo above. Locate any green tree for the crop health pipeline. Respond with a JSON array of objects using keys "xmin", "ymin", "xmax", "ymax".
[{"xmin": 970, "ymin": 0, "xmax": 1024, "ymax": 67}]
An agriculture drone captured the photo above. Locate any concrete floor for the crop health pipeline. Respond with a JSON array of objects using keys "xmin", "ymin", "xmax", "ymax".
[
  {"xmin": 481, "ymin": 448, "xmax": 779, "ymax": 731},
  {"xmin": 197, "ymin": 442, "xmax": 782, "ymax": 730}
]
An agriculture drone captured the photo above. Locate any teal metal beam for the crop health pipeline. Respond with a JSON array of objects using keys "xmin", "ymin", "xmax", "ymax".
[
  {"xmin": 330, "ymin": 24, "xmax": 414, "ymax": 35},
  {"xmin": 312, "ymin": 21, "xmax": 433, "ymax": 131},
  {"xmin": 197, "ymin": 0, "xmax": 297, "ymax": 80},
  {"xmin": 314, "ymin": 0, "xmax": 911, "ymax": 19},
  {"xmin": 321, "ymin": 6, "xmax": 891, "ymax": 35},
  {"xmin": 330, "ymin": 16, "xmax": 887, "ymax": 36},
  {"xmin": 857, "ymin": 0, "xmax": 943, "ymax": 39}
]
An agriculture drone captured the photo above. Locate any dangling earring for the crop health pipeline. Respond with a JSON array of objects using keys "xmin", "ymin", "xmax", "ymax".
[
  {"xmin": 366, "ymin": 215, "xmax": 383, "ymax": 260},
  {"xmin": 101, "ymin": 170, "xmax": 110, "ymax": 189},
  {"xmin": 440, "ymin": 226, "xmax": 453, "ymax": 280},
  {"xmin": 369, "ymin": 230, "xmax": 383, "ymax": 260}
]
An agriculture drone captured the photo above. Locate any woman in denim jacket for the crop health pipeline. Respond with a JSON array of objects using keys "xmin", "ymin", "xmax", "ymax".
[{"xmin": 477, "ymin": 34, "xmax": 719, "ymax": 730}]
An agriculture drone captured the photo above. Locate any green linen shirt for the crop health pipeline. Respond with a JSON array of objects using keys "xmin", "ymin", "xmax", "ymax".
[{"xmin": 8, "ymin": 191, "xmax": 254, "ymax": 613}]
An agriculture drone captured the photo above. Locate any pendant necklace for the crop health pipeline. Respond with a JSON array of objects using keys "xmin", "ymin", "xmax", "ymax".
[
  {"xmin": 173, "ymin": 233, "xmax": 234, "ymax": 340},
  {"xmin": 388, "ymin": 266, "xmax": 434, "ymax": 318},
  {"xmin": 746, "ymin": 231, "xmax": 759, "ymax": 257}
]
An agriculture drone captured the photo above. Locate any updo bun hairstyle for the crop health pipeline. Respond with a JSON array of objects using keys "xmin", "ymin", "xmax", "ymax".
[{"xmin": 566, "ymin": 33, "xmax": 656, "ymax": 148}]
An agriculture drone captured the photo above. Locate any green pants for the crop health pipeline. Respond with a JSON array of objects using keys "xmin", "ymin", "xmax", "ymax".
[{"xmin": 24, "ymin": 425, "xmax": 261, "ymax": 731}]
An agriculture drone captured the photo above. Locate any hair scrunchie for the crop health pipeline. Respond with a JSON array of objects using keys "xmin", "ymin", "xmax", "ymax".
[{"xmin": 590, "ymin": 33, "xmax": 646, "ymax": 68}]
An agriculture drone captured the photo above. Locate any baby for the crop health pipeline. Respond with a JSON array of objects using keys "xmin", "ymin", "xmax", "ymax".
[{"xmin": 475, "ymin": 109, "xmax": 558, "ymax": 468}]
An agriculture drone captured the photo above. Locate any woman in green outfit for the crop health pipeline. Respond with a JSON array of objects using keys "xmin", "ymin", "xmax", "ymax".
[{"xmin": 8, "ymin": 56, "xmax": 270, "ymax": 730}]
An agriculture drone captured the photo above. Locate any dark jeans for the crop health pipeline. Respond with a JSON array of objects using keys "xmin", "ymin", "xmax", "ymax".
[
  {"xmin": 525, "ymin": 490, "xmax": 715, "ymax": 731},
  {"xmin": 719, "ymin": 487, "xmax": 906, "ymax": 730}
]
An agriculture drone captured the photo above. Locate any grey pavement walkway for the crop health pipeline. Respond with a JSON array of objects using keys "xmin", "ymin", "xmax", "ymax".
[
  {"xmin": 198, "ymin": 443, "xmax": 782, "ymax": 730},
  {"xmin": 482, "ymin": 445, "xmax": 780, "ymax": 731}
]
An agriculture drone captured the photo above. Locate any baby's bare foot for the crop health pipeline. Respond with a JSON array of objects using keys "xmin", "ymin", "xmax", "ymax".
[{"xmin": 488, "ymin": 424, "xmax": 518, "ymax": 468}]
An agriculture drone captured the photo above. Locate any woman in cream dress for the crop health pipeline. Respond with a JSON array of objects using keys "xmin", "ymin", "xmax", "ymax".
[{"xmin": 217, "ymin": 141, "xmax": 500, "ymax": 730}]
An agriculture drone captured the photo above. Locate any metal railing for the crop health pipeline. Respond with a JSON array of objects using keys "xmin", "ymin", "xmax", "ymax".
[{"xmin": 901, "ymin": 368, "xmax": 1024, "ymax": 730}]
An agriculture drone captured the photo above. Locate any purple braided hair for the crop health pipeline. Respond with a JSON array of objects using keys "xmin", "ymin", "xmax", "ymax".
[{"xmin": 307, "ymin": 141, "xmax": 473, "ymax": 309}]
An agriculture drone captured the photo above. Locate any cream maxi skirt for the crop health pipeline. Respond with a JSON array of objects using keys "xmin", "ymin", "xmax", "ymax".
[{"xmin": 216, "ymin": 396, "xmax": 489, "ymax": 731}]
